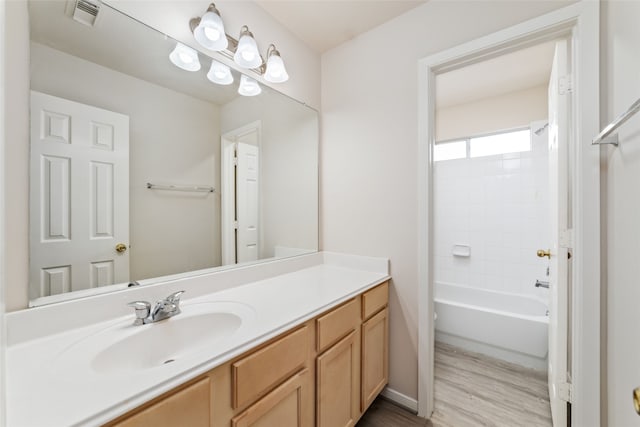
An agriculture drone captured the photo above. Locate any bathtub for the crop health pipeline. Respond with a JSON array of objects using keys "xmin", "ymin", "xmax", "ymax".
[{"xmin": 434, "ymin": 282, "xmax": 549, "ymax": 371}]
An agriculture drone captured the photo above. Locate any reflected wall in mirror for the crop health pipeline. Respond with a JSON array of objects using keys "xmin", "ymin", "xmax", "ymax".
[{"xmin": 28, "ymin": 0, "xmax": 318, "ymax": 305}]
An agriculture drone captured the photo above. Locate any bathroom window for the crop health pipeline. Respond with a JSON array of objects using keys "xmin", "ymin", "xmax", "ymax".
[
  {"xmin": 469, "ymin": 129, "xmax": 531, "ymax": 158},
  {"xmin": 434, "ymin": 139, "xmax": 466, "ymax": 161},
  {"xmin": 435, "ymin": 128, "xmax": 531, "ymax": 162}
]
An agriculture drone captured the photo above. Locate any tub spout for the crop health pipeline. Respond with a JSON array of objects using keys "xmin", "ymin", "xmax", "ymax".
[{"xmin": 535, "ymin": 280, "xmax": 549, "ymax": 289}]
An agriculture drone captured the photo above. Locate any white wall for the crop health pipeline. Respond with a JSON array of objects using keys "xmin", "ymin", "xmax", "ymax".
[
  {"xmin": 321, "ymin": 0, "xmax": 570, "ymax": 401},
  {"xmin": 434, "ymin": 127, "xmax": 549, "ymax": 300},
  {"xmin": 436, "ymin": 85, "xmax": 548, "ymax": 141},
  {"xmin": 30, "ymin": 43, "xmax": 221, "ymax": 285},
  {"xmin": 602, "ymin": 1, "xmax": 640, "ymax": 425},
  {"xmin": 221, "ymin": 92, "xmax": 319, "ymax": 258},
  {"xmin": 4, "ymin": 1, "xmax": 29, "ymax": 312}
]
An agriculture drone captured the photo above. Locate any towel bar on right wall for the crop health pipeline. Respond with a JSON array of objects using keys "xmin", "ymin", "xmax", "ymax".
[{"xmin": 592, "ymin": 97, "xmax": 640, "ymax": 146}]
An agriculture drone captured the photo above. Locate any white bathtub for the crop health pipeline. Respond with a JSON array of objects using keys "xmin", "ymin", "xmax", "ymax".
[{"xmin": 434, "ymin": 282, "xmax": 549, "ymax": 371}]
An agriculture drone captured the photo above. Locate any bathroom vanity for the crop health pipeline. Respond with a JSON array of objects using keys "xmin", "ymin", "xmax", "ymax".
[
  {"xmin": 5, "ymin": 252, "xmax": 390, "ymax": 426},
  {"xmin": 106, "ymin": 281, "xmax": 388, "ymax": 427}
]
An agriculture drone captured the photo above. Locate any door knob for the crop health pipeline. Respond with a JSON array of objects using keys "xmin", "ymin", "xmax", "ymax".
[
  {"xmin": 537, "ymin": 249, "xmax": 551, "ymax": 259},
  {"xmin": 634, "ymin": 387, "xmax": 640, "ymax": 415},
  {"xmin": 115, "ymin": 243, "xmax": 128, "ymax": 253}
]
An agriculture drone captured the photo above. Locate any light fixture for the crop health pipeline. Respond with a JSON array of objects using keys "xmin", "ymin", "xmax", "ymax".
[
  {"xmin": 238, "ymin": 75, "xmax": 262, "ymax": 96},
  {"xmin": 190, "ymin": 3, "xmax": 228, "ymax": 52},
  {"xmin": 207, "ymin": 60, "xmax": 233, "ymax": 85},
  {"xmin": 180, "ymin": 4, "xmax": 292, "ymax": 89},
  {"xmin": 169, "ymin": 42, "xmax": 201, "ymax": 71},
  {"xmin": 263, "ymin": 44, "xmax": 289, "ymax": 83},
  {"xmin": 234, "ymin": 26, "xmax": 262, "ymax": 69}
]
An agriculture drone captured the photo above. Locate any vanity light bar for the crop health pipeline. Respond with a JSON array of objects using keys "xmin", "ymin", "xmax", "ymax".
[{"xmin": 189, "ymin": 4, "xmax": 288, "ymax": 82}]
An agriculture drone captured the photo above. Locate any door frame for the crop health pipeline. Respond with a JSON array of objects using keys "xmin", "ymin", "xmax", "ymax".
[
  {"xmin": 0, "ymin": 1, "xmax": 6, "ymax": 425},
  {"xmin": 220, "ymin": 120, "xmax": 262, "ymax": 265},
  {"xmin": 417, "ymin": 2, "xmax": 600, "ymax": 425}
]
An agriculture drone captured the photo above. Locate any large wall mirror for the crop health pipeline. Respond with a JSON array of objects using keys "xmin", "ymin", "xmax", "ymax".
[{"xmin": 27, "ymin": 0, "xmax": 318, "ymax": 306}]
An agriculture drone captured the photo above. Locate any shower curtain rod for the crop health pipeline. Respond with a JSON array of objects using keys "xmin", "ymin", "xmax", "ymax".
[{"xmin": 592, "ymin": 97, "xmax": 640, "ymax": 146}]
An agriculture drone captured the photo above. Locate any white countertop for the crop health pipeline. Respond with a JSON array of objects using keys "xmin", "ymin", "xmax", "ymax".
[{"xmin": 5, "ymin": 252, "xmax": 389, "ymax": 426}]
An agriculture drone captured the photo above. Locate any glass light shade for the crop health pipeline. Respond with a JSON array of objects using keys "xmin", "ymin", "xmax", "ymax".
[
  {"xmin": 193, "ymin": 11, "xmax": 228, "ymax": 51},
  {"xmin": 234, "ymin": 34, "xmax": 262, "ymax": 69},
  {"xmin": 169, "ymin": 43, "xmax": 201, "ymax": 72},
  {"xmin": 238, "ymin": 75, "xmax": 262, "ymax": 97},
  {"xmin": 207, "ymin": 60, "xmax": 233, "ymax": 85},
  {"xmin": 264, "ymin": 52, "xmax": 289, "ymax": 83}
]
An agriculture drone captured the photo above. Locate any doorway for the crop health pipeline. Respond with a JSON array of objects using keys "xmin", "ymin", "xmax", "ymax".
[
  {"xmin": 417, "ymin": 3, "xmax": 601, "ymax": 425},
  {"xmin": 221, "ymin": 121, "xmax": 262, "ymax": 265},
  {"xmin": 431, "ymin": 38, "xmax": 566, "ymax": 426},
  {"xmin": 29, "ymin": 91, "xmax": 130, "ymax": 299}
]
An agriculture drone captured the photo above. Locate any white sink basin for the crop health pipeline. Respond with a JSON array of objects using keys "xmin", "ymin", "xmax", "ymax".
[{"xmin": 55, "ymin": 301, "xmax": 255, "ymax": 376}]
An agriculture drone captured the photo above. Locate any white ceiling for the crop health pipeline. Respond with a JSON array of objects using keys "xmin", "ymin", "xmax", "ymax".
[
  {"xmin": 32, "ymin": 0, "xmax": 556, "ymax": 110},
  {"xmin": 254, "ymin": 1, "xmax": 555, "ymax": 107},
  {"xmin": 436, "ymin": 41, "xmax": 557, "ymax": 109},
  {"xmin": 255, "ymin": 0, "xmax": 427, "ymax": 53}
]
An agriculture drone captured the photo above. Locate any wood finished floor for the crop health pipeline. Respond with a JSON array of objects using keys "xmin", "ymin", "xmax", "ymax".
[{"xmin": 357, "ymin": 342, "xmax": 552, "ymax": 427}]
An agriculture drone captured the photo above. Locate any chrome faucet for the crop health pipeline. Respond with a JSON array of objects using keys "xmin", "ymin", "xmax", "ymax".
[{"xmin": 127, "ymin": 290, "xmax": 185, "ymax": 325}]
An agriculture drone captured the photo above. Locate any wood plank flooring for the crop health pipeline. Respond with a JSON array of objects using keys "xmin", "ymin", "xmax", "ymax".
[
  {"xmin": 357, "ymin": 397, "xmax": 431, "ymax": 426},
  {"xmin": 357, "ymin": 342, "xmax": 552, "ymax": 427}
]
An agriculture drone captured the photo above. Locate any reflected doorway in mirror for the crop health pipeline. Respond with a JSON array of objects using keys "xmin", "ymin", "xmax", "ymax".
[
  {"xmin": 29, "ymin": 91, "xmax": 130, "ymax": 299},
  {"xmin": 221, "ymin": 121, "xmax": 261, "ymax": 265}
]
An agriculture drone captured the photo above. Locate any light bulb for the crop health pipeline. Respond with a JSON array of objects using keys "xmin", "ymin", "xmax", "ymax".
[
  {"xmin": 207, "ymin": 60, "xmax": 233, "ymax": 85},
  {"xmin": 264, "ymin": 49, "xmax": 289, "ymax": 83},
  {"xmin": 178, "ymin": 52, "xmax": 193, "ymax": 64},
  {"xmin": 241, "ymin": 50, "xmax": 256, "ymax": 62},
  {"xmin": 238, "ymin": 75, "xmax": 261, "ymax": 96},
  {"xmin": 204, "ymin": 27, "xmax": 221, "ymax": 41},
  {"xmin": 192, "ymin": 6, "xmax": 228, "ymax": 51},
  {"xmin": 234, "ymin": 28, "xmax": 262, "ymax": 69},
  {"xmin": 169, "ymin": 43, "xmax": 201, "ymax": 72}
]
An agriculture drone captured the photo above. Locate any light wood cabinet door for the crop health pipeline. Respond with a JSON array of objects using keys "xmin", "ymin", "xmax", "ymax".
[
  {"xmin": 361, "ymin": 307, "xmax": 389, "ymax": 412},
  {"xmin": 231, "ymin": 368, "xmax": 312, "ymax": 427},
  {"xmin": 316, "ymin": 330, "xmax": 360, "ymax": 427},
  {"xmin": 110, "ymin": 377, "xmax": 211, "ymax": 427}
]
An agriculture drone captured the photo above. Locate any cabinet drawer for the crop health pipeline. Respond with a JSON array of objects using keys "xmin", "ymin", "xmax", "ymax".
[
  {"xmin": 362, "ymin": 282, "xmax": 388, "ymax": 320},
  {"xmin": 232, "ymin": 326, "xmax": 309, "ymax": 409},
  {"xmin": 231, "ymin": 368, "xmax": 312, "ymax": 427},
  {"xmin": 316, "ymin": 298, "xmax": 359, "ymax": 353},
  {"xmin": 110, "ymin": 377, "xmax": 211, "ymax": 427}
]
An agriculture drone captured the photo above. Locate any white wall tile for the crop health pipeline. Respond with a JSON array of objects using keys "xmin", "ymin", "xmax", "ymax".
[{"xmin": 434, "ymin": 145, "xmax": 549, "ymax": 297}]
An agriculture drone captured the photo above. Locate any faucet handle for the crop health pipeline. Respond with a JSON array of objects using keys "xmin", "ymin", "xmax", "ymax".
[
  {"xmin": 127, "ymin": 301, "xmax": 151, "ymax": 325},
  {"xmin": 166, "ymin": 290, "xmax": 185, "ymax": 305}
]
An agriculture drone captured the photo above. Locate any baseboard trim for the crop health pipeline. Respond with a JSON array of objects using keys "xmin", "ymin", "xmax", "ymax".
[{"xmin": 380, "ymin": 387, "xmax": 419, "ymax": 413}]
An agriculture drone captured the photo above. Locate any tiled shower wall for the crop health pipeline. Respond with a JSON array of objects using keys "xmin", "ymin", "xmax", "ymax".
[{"xmin": 434, "ymin": 128, "xmax": 550, "ymax": 299}]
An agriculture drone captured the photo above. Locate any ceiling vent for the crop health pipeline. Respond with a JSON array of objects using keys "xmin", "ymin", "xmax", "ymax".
[{"xmin": 72, "ymin": 0, "xmax": 100, "ymax": 27}]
